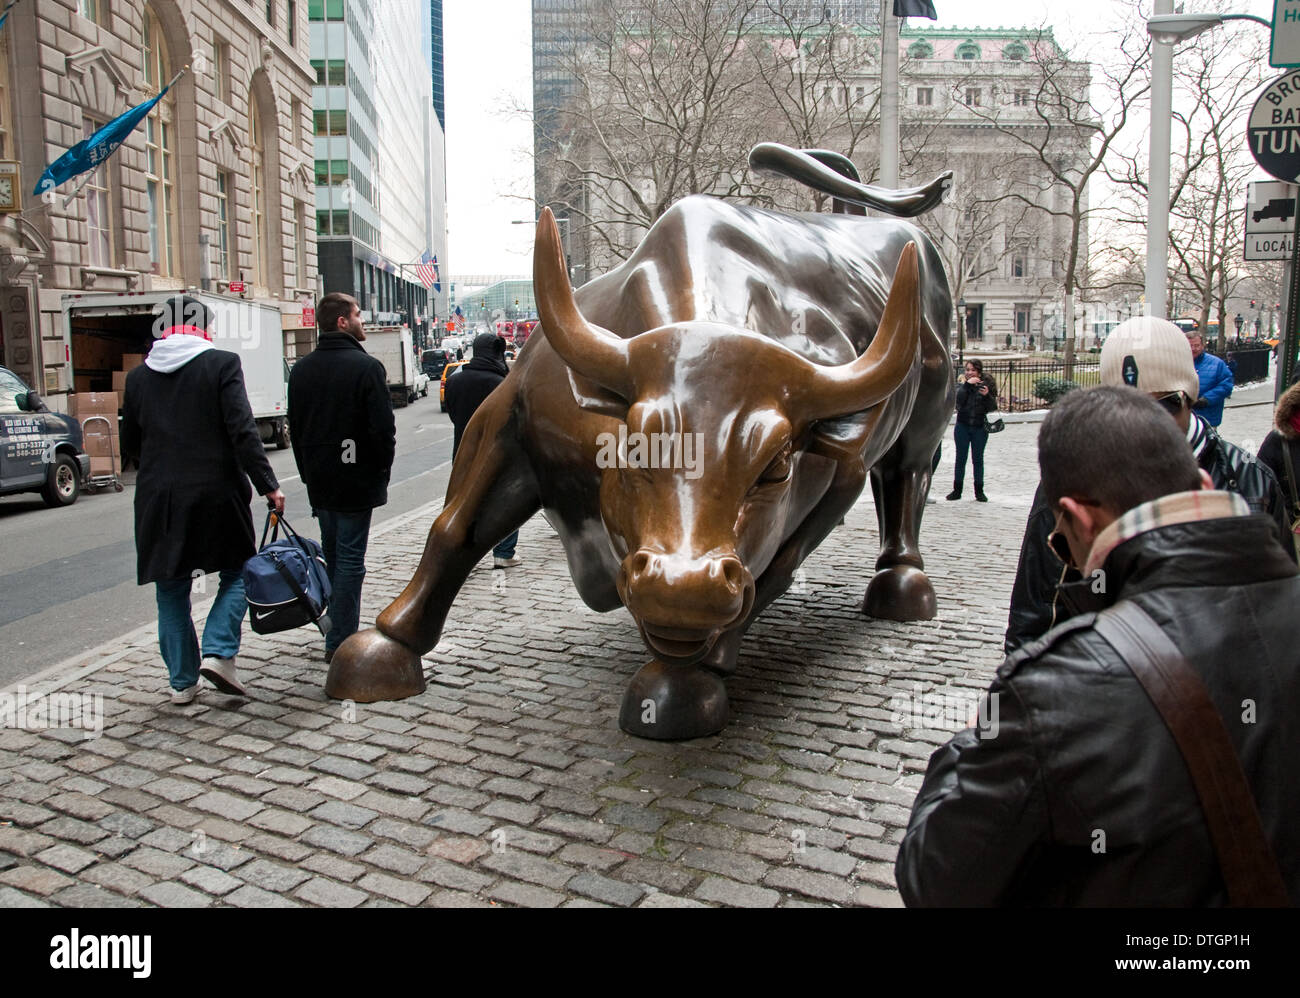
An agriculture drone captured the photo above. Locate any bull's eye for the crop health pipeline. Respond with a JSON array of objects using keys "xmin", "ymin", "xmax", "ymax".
[{"xmin": 759, "ymin": 443, "xmax": 792, "ymax": 483}]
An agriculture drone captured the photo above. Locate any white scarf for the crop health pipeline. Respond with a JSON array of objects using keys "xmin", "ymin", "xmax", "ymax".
[{"xmin": 145, "ymin": 333, "xmax": 215, "ymax": 373}]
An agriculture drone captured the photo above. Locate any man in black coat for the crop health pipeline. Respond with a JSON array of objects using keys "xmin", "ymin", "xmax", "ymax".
[
  {"xmin": 445, "ymin": 331, "xmax": 520, "ymax": 567},
  {"xmin": 122, "ymin": 295, "xmax": 285, "ymax": 704},
  {"xmin": 288, "ymin": 293, "xmax": 396, "ymax": 661},
  {"xmin": 897, "ymin": 386, "xmax": 1300, "ymax": 906}
]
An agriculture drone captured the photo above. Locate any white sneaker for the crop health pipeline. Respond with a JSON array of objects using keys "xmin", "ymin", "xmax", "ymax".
[
  {"xmin": 493, "ymin": 555, "xmax": 523, "ymax": 569},
  {"xmin": 199, "ymin": 656, "xmax": 247, "ymax": 696},
  {"xmin": 170, "ymin": 684, "xmax": 200, "ymax": 705}
]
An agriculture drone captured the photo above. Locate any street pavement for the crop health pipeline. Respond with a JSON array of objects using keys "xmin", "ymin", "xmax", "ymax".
[{"xmin": 0, "ymin": 392, "xmax": 1279, "ymax": 908}]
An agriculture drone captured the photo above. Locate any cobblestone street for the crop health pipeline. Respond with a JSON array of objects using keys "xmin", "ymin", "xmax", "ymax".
[{"xmin": 0, "ymin": 395, "xmax": 1278, "ymax": 908}]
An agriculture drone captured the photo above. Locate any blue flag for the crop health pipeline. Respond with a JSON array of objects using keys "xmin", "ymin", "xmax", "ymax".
[
  {"xmin": 33, "ymin": 78, "xmax": 175, "ymax": 195},
  {"xmin": 0, "ymin": 0, "xmax": 22, "ymax": 34},
  {"xmin": 894, "ymin": 0, "xmax": 937, "ymax": 17}
]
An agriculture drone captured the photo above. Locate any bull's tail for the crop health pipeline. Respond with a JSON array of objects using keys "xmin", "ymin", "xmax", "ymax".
[{"xmin": 749, "ymin": 142, "xmax": 952, "ymax": 218}]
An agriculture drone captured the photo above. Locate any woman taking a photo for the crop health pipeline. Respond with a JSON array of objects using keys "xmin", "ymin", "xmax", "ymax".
[{"xmin": 947, "ymin": 359, "xmax": 997, "ymax": 502}]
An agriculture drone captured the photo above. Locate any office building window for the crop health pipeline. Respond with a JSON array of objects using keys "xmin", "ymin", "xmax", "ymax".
[
  {"xmin": 288, "ymin": 0, "xmax": 297, "ymax": 45},
  {"xmin": 265, "ymin": 1, "xmax": 275, "ymax": 27},
  {"xmin": 213, "ymin": 40, "xmax": 231, "ymax": 104},
  {"xmin": 313, "ymin": 109, "xmax": 347, "ymax": 135},
  {"xmin": 216, "ymin": 170, "xmax": 231, "ymax": 279},
  {"xmin": 916, "ymin": 87, "xmax": 933, "ymax": 107},
  {"xmin": 83, "ymin": 119, "xmax": 114, "ymax": 268},
  {"xmin": 311, "ymin": 60, "xmax": 346, "ymax": 85},
  {"xmin": 308, "ymin": 0, "xmax": 344, "ymax": 21},
  {"xmin": 250, "ymin": 97, "xmax": 268, "ymax": 287},
  {"xmin": 964, "ymin": 88, "xmax": 981, "ymax": 107},
  {"xmin": 142, "ymin": 6, "xmax": 176, "ymax": 276},
  {"xmin": 1014, "ymin": 90, "xmax": 1031, "ymax": 107},
  {"xmin": 1015, "ymin": 305, "xmax": 1032, "ymax": 334}
]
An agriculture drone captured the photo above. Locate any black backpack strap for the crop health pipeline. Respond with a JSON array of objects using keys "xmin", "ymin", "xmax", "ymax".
[
  {"xmin": 1093, "ymin": 601, "xmax": 1289, "ymax": 907},
  {"xmin": 1283, "ymin": 443, "xmax": 1300, "ymax": 517}
]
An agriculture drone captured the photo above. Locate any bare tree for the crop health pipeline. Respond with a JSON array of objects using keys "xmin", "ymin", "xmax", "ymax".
[
  {"xmin": 538, "ymin": 0, "xmax": 769, "ymax": 269},
  {"xmin": 960, "ymin": 12, "xmax": 1152, "ymax": 374}
]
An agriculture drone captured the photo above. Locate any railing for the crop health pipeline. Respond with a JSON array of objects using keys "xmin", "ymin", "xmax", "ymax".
[
  {"xmin": 963, "ymin": 357, "xmax": 1103, "ymax": 412},
  {"xmin": 1208, "ymin": 346, "xmax": 1271, "ymax": 384}
]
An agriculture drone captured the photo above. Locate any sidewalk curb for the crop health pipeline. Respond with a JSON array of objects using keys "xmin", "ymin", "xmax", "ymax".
[{"xmin": 4, "ymin": 494, "xmax": 450, "ymax": 700}]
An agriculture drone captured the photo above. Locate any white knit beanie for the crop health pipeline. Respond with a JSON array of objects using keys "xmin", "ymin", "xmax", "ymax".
[{"xmin": 1100, "ymin": 317, "xmax": 1200, "ymax": 401}]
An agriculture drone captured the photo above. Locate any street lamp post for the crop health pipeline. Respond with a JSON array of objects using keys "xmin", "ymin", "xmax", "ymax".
[
  {"xmin": 1146, "ymin": 9, "xmax": 1272, "ymax": 318},
  {"xmin": 957, "ymin": 297, "xmax": 967, "ymax": 366},
  {"xmin": 1235, "ymin": 313, "xmax": 1244, "ymax": 344}
]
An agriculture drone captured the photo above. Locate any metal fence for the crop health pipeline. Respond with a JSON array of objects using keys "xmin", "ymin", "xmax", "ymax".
[
  {"xmin": 967, "ymin": 358, "xmax": 1103, "ymax": 412},
  {"xmin": 1209, "ymin": 346, "xmax": 1271, "ymax": 384}
]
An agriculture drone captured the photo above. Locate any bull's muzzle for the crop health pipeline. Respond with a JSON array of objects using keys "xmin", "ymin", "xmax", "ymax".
[{"xmin": 619, "ymin": 549, "xmax": 756, "ymax": 664}]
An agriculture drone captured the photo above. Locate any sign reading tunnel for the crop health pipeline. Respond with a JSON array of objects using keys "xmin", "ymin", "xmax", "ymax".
[{"xmin": 1249, "ymin": 71, "xmax": 1300, "ymax": 182}]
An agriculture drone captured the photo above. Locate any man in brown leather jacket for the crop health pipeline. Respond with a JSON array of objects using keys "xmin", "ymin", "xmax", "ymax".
[{"xmin": 896, "ymin": 386, "xmax": 1299, "ymax": 906}]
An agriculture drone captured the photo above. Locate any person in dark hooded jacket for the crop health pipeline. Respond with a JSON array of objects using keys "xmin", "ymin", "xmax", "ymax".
[
  {"xmin": 122, "ymin": 295, "xmax": 285, "ymax": 704},
  {"xmin": 1259, "ymin": 378, "xmax": 1300, "ymax": 562},
  {"xmin": 445, "ymin": 332, "xmax": 520, "ymax": 567}
]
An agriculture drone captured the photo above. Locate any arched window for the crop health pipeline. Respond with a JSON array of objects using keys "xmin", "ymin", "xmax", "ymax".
[
  {"xmin": 955, "ymin": 40, "xmax": 981, "ymax": 61},
  {"xmin": 142, "ymin": 6, "xmax": 176, "ymax": 275},
  {"xmin": 249, "ymin": 96, "xmax": 268, "ymax": 287},
  {"xmin": 907, "ymin": 39, "xmax": 934, "ymax": 59},
  {"xmin": 1003, "ymin": 41, "xmax": 1029, "ymax": 62}
]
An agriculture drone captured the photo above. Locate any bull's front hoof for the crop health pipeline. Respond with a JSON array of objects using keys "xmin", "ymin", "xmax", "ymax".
[
  {"xmin": 863, "ymin": 565, "xmax": 937, "ymax": 621},
  {"xmin": 324, "ymin": 628, "xmax": 425, "ymax": 703},
  {"xmin": 619, "ymin": 660, "xmax": 728, "ymax": 741}
]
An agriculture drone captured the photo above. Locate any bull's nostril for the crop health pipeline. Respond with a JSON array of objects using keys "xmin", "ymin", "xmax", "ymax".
[
  {"xmin": 719, "ymin": 557, "xmax": 745, "ymax": 593},
  {"xmin": 629, "ymin": 551, "xmax": 653, "ymax": 580}
]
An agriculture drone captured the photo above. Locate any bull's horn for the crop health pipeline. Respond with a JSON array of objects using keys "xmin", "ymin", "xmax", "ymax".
[
  {"xmin": 534, "ymin": 208, "xmax": 633, "ymax": 397},
  {"xmin": 801, "ymin": 242, "xmax": 922, "ymax": 419}
]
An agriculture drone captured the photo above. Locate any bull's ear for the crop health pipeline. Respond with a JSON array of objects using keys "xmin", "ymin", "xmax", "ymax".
[{"xmin": 568, "ymin": 369, "xmax": 630, "ymax": 419}]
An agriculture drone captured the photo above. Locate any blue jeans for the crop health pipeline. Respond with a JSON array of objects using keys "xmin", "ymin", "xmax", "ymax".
[
  {"xmin": 494, "ymin": 530, "xmax": 518, "ymax": 560},
  {"xmin": 317, "ymin": 509, "xmax": 373, "ymax": 653},
  {"xmin": 953, "ymin": 421, "xmax": 989, "ymax": 491},
  {"xmin": 155, "ymin": 569, "xmax": 247, "ymax": 691}
]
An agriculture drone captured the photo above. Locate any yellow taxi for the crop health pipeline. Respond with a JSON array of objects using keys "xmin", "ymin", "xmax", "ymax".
[{"xmin": 439, "ymin": 360, "xmax": 467, "ymax": 412}]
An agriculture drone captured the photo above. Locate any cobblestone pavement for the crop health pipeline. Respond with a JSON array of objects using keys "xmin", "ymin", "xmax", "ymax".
[{"xmin": 0, "ymin": 398, "xmax": 1278, "ymax": 908}]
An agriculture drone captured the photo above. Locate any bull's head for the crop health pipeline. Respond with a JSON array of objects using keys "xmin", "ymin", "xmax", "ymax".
[{"xmin": 534, "ymin": 208, "xmax": 920, "ymax": 666}]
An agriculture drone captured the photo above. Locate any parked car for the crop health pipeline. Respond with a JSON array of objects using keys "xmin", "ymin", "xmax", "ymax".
[
  {"xmin": 0, "ymin": 365, "xmax": 90, "ymax": 508},
  {"xmin": 440, "ymin": 360, "xmax": 467, "ymax": 412},
  {"xmin": 413, "ymin": 369, "xmax": 431, "ymax": 399}
]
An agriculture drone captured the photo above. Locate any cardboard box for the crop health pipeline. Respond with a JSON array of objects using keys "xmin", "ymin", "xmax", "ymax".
[
  {"xmin": 121, "ymin": 353, "xmax": 144, "ymax": 372},
  {"xmin": 69, "ymin": 392, "xmax": 120, "ymax": 421},
  {"xmin": 82, "ymin": 430, "xmax": 119, "ymax": 456},
  {"xmin": 111, "ymin": 371, "xmax": 127, "ymax": 393},
  {"xmin": 89, "ymin": 454, "xmax": 121, "ymax": 477}
]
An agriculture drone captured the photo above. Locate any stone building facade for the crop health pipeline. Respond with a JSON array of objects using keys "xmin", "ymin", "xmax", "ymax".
[{"xmin": 0, "ymin": 0, "xmax": 317, "ymax": 400}]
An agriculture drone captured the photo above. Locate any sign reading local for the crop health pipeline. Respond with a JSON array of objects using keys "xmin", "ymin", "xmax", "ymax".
[
  {"xmin": 1274, "ymin": 0, "xmax": 1300, "ymax": 69},
  {"xmin": 1245, "ymin": 180, "xmax": 1298, "ymax": 260},
  {"xmin": 1248, "ymin": 71, "xmax": 1300, "ymax": 182}
]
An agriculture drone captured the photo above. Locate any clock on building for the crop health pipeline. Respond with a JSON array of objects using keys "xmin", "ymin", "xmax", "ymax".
[{"xmin": 0, "ymin": 161, "xmax": 20, "ymax": 213}]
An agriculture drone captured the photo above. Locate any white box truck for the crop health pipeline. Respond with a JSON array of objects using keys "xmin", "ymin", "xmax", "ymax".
[
  {"xmin": 363, "ymin": 325, "xmax": 422, "ymax": 407},
  {"xmin": 60, "ymin": 291, "xmax": 290, "ymax": 449}
]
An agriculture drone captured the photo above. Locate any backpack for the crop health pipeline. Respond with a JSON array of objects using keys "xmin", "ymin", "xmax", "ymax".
[{"xmin": 242, "ymin": 509, "xmax": 332, "ymax": 636}]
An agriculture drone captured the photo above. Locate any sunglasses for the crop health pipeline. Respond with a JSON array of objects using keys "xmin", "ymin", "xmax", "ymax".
[{"xmin": 1153, "ymin": 392, "xmax": 1186, "ymax": 416}]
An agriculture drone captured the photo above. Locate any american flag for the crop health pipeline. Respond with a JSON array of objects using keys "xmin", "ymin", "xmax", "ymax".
[{"xmin": 415, "ymin": 251, "xmax": 440, "ymax": 292}]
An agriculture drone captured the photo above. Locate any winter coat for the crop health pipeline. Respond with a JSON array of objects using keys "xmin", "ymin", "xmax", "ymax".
[
  {"xmin": 1259, "ymin": 379, "xmax": 1300, "ymax": 551},
  {"xmin": 955, "ymin": 375, "xmax": 997, "ymax": 426},
  {"xmin": 1193, "ymin": 350, "xmax": 1233, "ymax": 426},
  {"xmin": 122, "ymin": 346, "xmax": 278, "ymax": 585},
  {"xmin": 288, "ymin": 333, "xmax": 396, "ymax": 513},
  {"xmin": 1004, "ymin": 413, "xmax": 1292, "ymax": 653},
  {"xmin": 898, "ymin": 513, "xmax": 1300, "ymax": 906},
  {"xmin": 445, "ymin": 333, "xmax": 509, "ymax": 457}
]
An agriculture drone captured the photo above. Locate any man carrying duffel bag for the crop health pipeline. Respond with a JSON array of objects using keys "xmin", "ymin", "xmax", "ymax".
[{"xmin": 122, "ymin": 295, "xmax": 285, "ymax": 704}]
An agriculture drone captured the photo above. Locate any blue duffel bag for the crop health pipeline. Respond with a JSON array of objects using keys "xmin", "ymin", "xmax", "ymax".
[{"xmin": 242, "ymin": 508, "xmax": 332, "ymax": 636}]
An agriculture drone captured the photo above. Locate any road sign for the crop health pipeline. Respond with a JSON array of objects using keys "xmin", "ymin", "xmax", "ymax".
[
  {"xmin": 1248, "ymin": 71, "xmax": 1300, "ymax": 182},
  {"xmin": 1246, "ymin": 180, "xmax": 1298, "ymax": 260},
  {"xmin": 301, "ymin": 307, "xmax": 315, "ymax": 328},
  {"xmin": 1274, "ymin": 0, "xmax": 1300, "ymax": 68},
  {"xmin": 228, "ymin": 281, "xmax": 246, "ymax": 293}
]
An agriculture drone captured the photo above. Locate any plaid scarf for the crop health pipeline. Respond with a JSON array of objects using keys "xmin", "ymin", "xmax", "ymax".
[{"xmin": 1083, "ymin": 490, "xmax": 1250, "ymax": 577}]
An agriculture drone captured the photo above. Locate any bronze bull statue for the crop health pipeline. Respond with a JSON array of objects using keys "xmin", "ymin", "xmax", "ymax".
[{"xmin": 326, "ymin": 144, "xmax": 955, "ymax": 740}]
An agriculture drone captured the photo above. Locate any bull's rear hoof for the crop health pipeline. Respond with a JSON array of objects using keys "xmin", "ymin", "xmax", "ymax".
[
  {"xmin": 619, "ymin": 660, "xmax": 728, "ymax": 741},
  {"xmin": 324, "ymin": 628, "xmax": 425, "ymax": 703},
  {"xmin": 864, "ymin": 565, "xmax": 937, "ymax": 621}
]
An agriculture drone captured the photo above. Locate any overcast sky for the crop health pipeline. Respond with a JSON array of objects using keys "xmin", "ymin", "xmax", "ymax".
[{"xmin": 443, "ymin": 0, "xmax": 1275, "ymax": 279}]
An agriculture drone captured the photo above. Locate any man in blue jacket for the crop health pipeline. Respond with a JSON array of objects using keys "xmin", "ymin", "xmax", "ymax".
[{"xmin": 1189, "ymin": 332, "xmax": 1233, "ymax": 426}]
